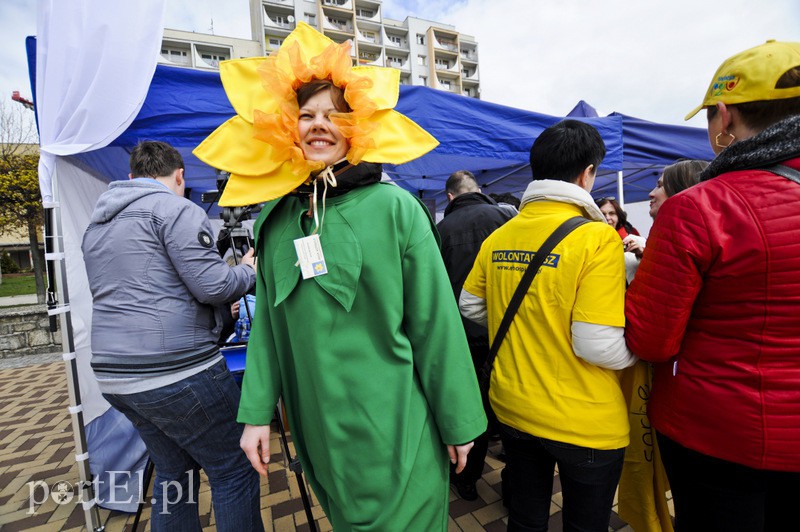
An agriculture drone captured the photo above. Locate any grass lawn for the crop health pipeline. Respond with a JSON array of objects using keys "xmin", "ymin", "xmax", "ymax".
[{"xmin": 0, "ymin": 273, "xmax": 37, "ymax": 297}]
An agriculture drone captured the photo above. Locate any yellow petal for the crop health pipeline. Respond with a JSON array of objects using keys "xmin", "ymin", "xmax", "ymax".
[
  {"xmin": 351, "ymin": 67, "xmax": 400, "ymax": 109},
  {"xmin": 219, "ymin": 58, "xmax": 279, "ymax": 122},
  {"xmin": 218, "ymin": 164, "xmax": 310, "ymax": 207},
  {"xmin": 193, "ymin": 116, "xmax": 283, "ymax": 177},
  {"xmin": 281, "ymin": 22, "xmax": 335, "ymax": 61},
  {"xmin": 359, "ymin": 110, "xmax": 439, "ymax": 164}
]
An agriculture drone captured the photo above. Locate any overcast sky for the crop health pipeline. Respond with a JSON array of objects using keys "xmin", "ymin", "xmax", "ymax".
[{"xmin": 2, "ymin": 0, "xmax": 799, "ymax": 130}]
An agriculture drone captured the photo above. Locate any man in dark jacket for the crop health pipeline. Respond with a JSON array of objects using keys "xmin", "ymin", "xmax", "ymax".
[
  {"xmin": 82, "ymin": 141, "xmax": 263, "ymax": 531},
  {"xmin": 437, "ymin": 170, "xmax": 515, "ymax": 500}
]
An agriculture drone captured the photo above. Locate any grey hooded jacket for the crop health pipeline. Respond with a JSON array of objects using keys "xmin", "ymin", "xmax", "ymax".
[{"xmin": 82, "ymin": 179, "xmax": 255, "ymax": 386}]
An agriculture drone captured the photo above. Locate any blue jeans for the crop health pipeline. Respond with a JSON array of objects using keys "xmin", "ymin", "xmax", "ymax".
[
  {"xmin": 103, "ymin": 359, "xmax": 263, "ymax": 532},
  {"xmin": 500, "ymin": 423, "xmax": 624, "ymax": 532}
]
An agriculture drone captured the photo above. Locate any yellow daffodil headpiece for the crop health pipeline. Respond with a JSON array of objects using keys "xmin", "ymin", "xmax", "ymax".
[{"xmin": 193, "ymin": 22, "xmax": 439, "ymax": 206}]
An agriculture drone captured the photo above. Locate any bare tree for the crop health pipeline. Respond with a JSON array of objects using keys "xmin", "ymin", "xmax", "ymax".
[{"xmin": 0, "ymin": 98, "xmax": 45, "ymax": 303}]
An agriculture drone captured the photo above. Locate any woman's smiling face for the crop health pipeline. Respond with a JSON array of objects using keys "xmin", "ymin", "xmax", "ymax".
[{"xmin": 298, "ymin": 89, "xmax": 349, "ymax": 167}]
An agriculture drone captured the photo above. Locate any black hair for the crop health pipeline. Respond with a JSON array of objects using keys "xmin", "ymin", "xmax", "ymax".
[
  {"xmin": 445, "ymin": 170, "xmax": 479, "ymax": 196},
  {"xmin": 129, "ymin": 141, "xmax": 184, "ymax": 178},
  {"xmin": 529, "ymin": 120, "xmax": 605, "ymax": 183}
]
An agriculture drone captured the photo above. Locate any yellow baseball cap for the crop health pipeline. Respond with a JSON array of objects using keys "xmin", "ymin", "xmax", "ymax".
[{"xmin": 685, "ymin": 40, "xmax": 800, "ymax": 120}]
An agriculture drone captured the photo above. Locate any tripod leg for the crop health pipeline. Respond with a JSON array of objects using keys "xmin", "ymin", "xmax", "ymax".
[
  {"xmin": 274, "ymin": 405, "xmax": 317, "ymax": 532},
  {"xmin": 131, "ymin": 459, "xmax": 154, "ymax": 532}
]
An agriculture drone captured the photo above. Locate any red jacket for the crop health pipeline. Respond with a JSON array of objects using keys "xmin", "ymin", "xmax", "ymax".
[{"xmin": 625, "ymin": 158, "xmax": 800, "ymax": 472}]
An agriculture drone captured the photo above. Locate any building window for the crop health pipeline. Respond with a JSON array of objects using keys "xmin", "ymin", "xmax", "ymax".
[
  {"xmin": 361, "ymin": 30, "xmax": 376, "ymax": 42},
  {"xmin": 435, "ymin": 58, "xmax": 449, "ymax": 69},
  {"xmin": 305, "ymin": 13, "xmax": 316, "ymax": 25},
  {"xmin": 323, "ymin": 0, "xmax": 347, "ymax": 5},
  {"xmin": 268, "ymin": 37, "xmax": 284, "ymax": 49},
  {"xmin": 416, "ymin": 34, "xmax": 425, "ymax": 45},
  {"xmin": 462, "ymin": 68, "xmax": 471, "ymax": 77},
  {"xmin": 417, "ymin": 55, "xmax": 426, "ymax": 66},
  {"xmin": 387, "ymin": 56, "xmax": 403, "ymax": 68},
  {"xmin": 161, "ymin": 48, "xmax": 189, "ymax": 65},
  {"xmin": 356, "ymin": 8, "xmax": 374, "ymax": 18},
  {"xmin": 326, "ymin": 16, "xmax": 349, "ymax": 30},
  {"xmin": 359, "ymin": 50, "xmax": 378, "ymax": 62},
  {"xmin": 200, "ymin": 52, "xmax": 229, "ymax": 68},
  {"xmin": 439, "ymin": 79, "xmax": 451, "ymax": 89},
  {"xmin": 464, "ymin": 88, "xmax": 472, "ymax": 97},
  {"xmin": 387, "ymin": 34, "xmax": 402, "ymax": 46},
  {"xmin": 272, "ymin": 14, "xmax": 291, "ymax": 27}
]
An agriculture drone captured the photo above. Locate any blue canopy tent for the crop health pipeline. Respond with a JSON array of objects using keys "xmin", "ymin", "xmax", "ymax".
[
  {"xmin": 67, "ymin": 66, "xmax": 625, "ymax": 216},
  {"xmin": 385, "ymin": 86, "xmax": 624, "ymax": 211},
  {"xmin": 567, "ymin": 100, "xmax": 715, "ymax": 203}
]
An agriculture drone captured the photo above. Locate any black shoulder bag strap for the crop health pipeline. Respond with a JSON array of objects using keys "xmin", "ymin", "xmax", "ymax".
[
  {"xmin": 764, "ymin": 164, "xmax": 800, "ymax": 185},
  {"xmin": 478, "ymin": 216, "xmax": 591, "ymax": 388}
]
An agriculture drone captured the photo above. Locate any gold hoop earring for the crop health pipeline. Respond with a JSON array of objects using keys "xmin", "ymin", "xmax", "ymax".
[{"xmin": 715, "ymin": 132, "xmax": 736, "ymax": 148}]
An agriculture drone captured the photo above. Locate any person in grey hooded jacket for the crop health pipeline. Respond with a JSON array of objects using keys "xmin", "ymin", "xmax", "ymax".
[{"xmin": 82, "ymin": 141, "xmax": 263, "ymax": 531}]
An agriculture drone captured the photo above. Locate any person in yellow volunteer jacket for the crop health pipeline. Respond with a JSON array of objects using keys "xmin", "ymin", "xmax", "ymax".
[{"xmin": 460, "ymin": 120, "xmax": 637, "ymax": 532}]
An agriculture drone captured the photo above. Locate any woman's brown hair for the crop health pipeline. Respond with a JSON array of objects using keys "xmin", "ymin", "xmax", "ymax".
[{"xmin": 296, "ymin": 79, "xmax": 351, "ymax": 112}]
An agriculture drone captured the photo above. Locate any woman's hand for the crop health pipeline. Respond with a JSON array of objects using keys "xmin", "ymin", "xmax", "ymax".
[
  {"xmin": 623, "ymin": 235, "xmax": 646, "ymax": 259},
  {"xmin": 447, "ymin": 442, "xmax": 474, "ymax": 474},
  {"xmin": 241, "ymin": 424, "xmax": 271, "ymax": 476}
]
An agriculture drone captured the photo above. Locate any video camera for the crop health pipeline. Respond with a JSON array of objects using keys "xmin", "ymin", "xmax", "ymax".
[{"xmin": 201, "ymin": 171, "xmax": 261, "ymax": 258}]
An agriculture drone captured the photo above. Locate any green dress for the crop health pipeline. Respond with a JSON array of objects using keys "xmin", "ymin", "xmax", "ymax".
[{"xmin": 238, "ymin": 177, "xmax": 487, "ymax": 531}]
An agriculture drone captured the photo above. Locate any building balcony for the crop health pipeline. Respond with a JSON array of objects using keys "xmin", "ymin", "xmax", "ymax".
[
  {"xmin": 460, "ymin": 49, "xmax": 478, "ymax": 63},
  {"xmin": 462, "ymin": 69, "xmax": 480, "ymax": 81},
  {"xmin": 323, "ymin": 17, "xmax": 354, "ymax": 35},
  {"xmin": 264, "ymin": 0, "xmax": 293, "ymax": 6},
  {"xmin": 434, "ymin": 61, "xmax": 460, "ymax": 74},
  {"xmin": 436, "ymin": 82, "xmax": 462, "ymax": 94},
  {"xmin": 357, "ymin": 49, "xmax": 383, "ymax": 66},
  {"xmin": 264, "ymin": 14, "xmax": 295, "ymax": 31},
  {"xmin": 431, "ymin": 28, "xmax": 459, "ymax": 54},
  {"xmin": 322, "ymin": 0, "xmax": 353, "ymax": 10},
  {"xmin": 384, "ymin": 32, "xmax": 409, "ymax": 50},
  {"xmin": 386, "ymin": 56, "xmax": 410, "ymax": 71},
  {"xmin": 357, "ymin": 29, "xmax": 381, "ymax": 46}
]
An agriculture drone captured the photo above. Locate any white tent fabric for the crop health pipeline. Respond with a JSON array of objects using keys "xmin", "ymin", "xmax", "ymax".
[
  {"xmin": 36, "ymin": 0, "xmax": 166, "ymax": 201},
  {"xmin": 35, "ymin": 1, "xmax": 167, "ymax": 515},
  {"xmin": 55, "ymin": 157, "xmax": 111, "ymax": 422}
]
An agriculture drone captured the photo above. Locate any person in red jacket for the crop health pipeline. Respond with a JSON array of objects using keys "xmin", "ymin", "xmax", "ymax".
[{"xmin": 625, "ymin": 40, "xmax": 800, "ymax": 531}]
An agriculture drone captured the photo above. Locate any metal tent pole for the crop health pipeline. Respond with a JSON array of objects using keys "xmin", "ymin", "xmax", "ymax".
[{"xmin": 43, "ymin": 164, "xmax": 104, "ymax": 531}]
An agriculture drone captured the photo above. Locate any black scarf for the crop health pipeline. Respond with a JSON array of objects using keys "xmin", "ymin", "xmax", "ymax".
[
  {"xmin": 292, "ymin": 160, "xmax": 383, "ymax": 199},
  {"xmin": 701, "ymin": 114, "xmax": 800, "ymax": 181}
]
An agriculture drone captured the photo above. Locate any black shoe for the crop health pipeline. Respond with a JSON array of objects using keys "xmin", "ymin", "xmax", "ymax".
[{"xmin": 452, "ymin": 480, "xmax": 479, "ymax": 501}]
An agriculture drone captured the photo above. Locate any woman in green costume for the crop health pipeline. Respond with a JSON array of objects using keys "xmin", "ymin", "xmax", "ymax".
[{"xmin": 193, "ymin": 24, "xmax": 486, "ymax": 531}]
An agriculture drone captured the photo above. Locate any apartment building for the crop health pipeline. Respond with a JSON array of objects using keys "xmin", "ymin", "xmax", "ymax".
[
  {"xmin": 249, "ymin": 0, "xmax": 481, "ymax": 98},
  {"xmin": 159, "ymin": 28, "xmax": 262, "ymax": 70}
]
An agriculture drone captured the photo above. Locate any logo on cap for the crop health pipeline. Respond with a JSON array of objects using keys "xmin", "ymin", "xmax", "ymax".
[{"xmin": 712, "ymin": 75, "xmax": 739, "ymax": 96}]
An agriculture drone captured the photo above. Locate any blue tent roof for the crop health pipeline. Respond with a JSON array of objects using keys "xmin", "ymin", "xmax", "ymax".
[
  {"xmin": 33, "ymin": 56, "xmax": 711, "ymax": 208},
  {"xmin": 386, "ymin": 86, "xmax": 623, "ymax": 208},
  {"xmin": 566, "ymin": 101, "xmax": 715, "ymax": 202},
  {"xmin": 77, "ymin": 65, "xmax": 626, "ymax": 212}
]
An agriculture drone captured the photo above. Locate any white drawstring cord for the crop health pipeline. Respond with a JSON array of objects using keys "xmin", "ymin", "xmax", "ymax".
[{"xmin": 311, "ymin": 164, "xmax": 338, "ymax": 235}]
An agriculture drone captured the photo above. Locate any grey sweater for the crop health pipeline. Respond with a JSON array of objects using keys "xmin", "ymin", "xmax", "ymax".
[{"xmin": 82, "ymin": 179, "xmax": 254, "ymax": 392}]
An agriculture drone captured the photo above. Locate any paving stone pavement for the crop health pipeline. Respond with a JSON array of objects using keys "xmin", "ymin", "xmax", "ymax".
[{"xmin": 0, "ymin": 360, "xmax": 635, "ymax": 531}]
